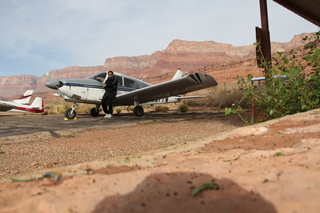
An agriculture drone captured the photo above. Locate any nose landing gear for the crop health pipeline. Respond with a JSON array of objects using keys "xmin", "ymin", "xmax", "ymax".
[{"xmin": 64, "ymin": 103, "xmax": 78, "ymax": 119}]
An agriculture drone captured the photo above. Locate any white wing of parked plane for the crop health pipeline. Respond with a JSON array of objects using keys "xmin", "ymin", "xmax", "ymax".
[{"xmin": 114, "ymin": 73, "xmax": 217, "ymax": 106}]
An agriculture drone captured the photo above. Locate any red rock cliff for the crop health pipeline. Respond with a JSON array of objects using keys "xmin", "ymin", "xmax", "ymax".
[{"xmin": 0, "ymin": 33, "xmax": 313, "ymax": 98}]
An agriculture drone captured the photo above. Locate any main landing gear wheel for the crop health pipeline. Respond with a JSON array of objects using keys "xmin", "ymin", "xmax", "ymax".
[
  {"xmin": 90, "ymin": 107, "xmax": 99, "ymax": 117},
  {"xmin": 133, "ymin": 106, "xmax": 144, "ymax": 117},
  {"xmin": 65, "ymin": 108, "xmax": 76, "ymax": 119}
]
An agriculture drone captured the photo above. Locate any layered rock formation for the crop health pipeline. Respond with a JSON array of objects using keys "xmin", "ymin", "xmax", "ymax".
[{"xmin": 0, "ymin": 33, "xmax": 313, "ymax": 98}]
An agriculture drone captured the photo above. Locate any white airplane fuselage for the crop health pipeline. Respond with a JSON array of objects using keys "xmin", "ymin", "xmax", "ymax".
[
  {"xmin": 45, "ymin": 71, "xmax": 218, "ymax": 118},
  {"xmin": 48, "ymin": 73, "xmax": 185, "ymax": 105}
]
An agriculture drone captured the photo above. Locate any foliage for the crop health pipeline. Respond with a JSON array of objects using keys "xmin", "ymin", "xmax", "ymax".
[
  {"xmin": 225, "ymin": 104, "xmax": 250, "ymax": 124},
  {"xmin": 124, "ymin": 157, "xmax": 130, "ymax": 162},
  {"xmin": 222, "ymin": 155, "xmax": 241, "ymax": 162},
  {"xmin": 274, "ymin": 152, "xmax": 285, "ymax": 157},
  {"xmin": 127, "ymin": 106, "xmax": 134, "ymax": 112},
  {"xmin": 191, "ymin": 181, "xmax": 220, "ymax": 197},
  {"xmin": 178, "ymin": 104, "xmax": 189, "ymax": 113},
  {"xmin": 204, "ymin": 88, "xmax": 250, "ymax": 109},
  {"xmin": 154, "ymin": 105, "xmax": 169, "ymax": 112},
  {"xmin": 116, "ymin": 108, "xmax": 122, "ymax": 114},
  {"xmin": 238, "ymin": 31, "xmax": 320, "ymax": 120},
  {"xmin": 161, "ymin": 106, "xmax": 169, "ymax": 112}
]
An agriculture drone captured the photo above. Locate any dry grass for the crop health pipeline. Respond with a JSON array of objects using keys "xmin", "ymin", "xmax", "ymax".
[
  {"xmin": 44, "ymin": 88, "xmax": 249, "ymax": 115},
  {"xmin": 183, "ymin": 88, "xmax": 249, "ymax": 109}
]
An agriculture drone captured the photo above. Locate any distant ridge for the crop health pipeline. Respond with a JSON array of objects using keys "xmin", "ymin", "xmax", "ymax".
[{"xmin": 0, "ymin": 32, "xmax": 313, "ymax": 98}]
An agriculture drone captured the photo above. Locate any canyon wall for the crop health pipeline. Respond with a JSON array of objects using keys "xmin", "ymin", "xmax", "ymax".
[{"xmin": 0, "ymin": 33, "xmax": 312, "ymax": 98}]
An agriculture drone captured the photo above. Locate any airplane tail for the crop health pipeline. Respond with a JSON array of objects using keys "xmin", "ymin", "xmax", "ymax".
[
  {"xmin": 172, "ymin": 69, "xmax": 185, "ymax": 80},
  {"xmin": 13, "ymin": 90, "xmax": 34, "ymax": 105},
  {"xmin": 9, "ymin": 97, "xmax": 45, "ymax": 113},
  {"xmin": 30, "ymin": 97, "xmax": 44, "ymax": 113}
]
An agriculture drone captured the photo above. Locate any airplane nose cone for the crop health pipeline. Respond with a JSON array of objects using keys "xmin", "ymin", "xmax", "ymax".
[{"xmin": 45, "ymin": 79, "xmax": 62, "ymax": 89}]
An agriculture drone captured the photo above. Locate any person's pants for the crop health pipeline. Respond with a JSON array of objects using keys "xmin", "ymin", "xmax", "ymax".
[{"xmin": 101, "ymin": 91, "xmax": 116, "ymax": 114}]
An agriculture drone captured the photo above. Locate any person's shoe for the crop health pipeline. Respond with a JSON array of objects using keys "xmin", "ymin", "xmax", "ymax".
[
  {"xmin": 107, "ymin": 114, "xmax": 113, "ymax": 118},
  {"xmin": 104, "ymin": 114, "xmax": 109, "ymax": 118}
]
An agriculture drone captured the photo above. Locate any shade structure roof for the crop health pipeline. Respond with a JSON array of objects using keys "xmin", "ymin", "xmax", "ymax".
[{"xmin": 273, "ymin": 0, "xmax": 320, "ymax": 26}]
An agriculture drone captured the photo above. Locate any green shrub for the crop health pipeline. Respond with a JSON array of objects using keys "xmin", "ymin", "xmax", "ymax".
[
  {"xmin": 127, "ymin": 106, "xmax": 134, "ymax": 112},
  {"xmin": 116, "ymin": 108, "xmax": 121, "ymax": 114},
  {"xmin": 239, "ymin": 31, "xmax": 320, "ymax": 120},
  {"xmin": 179, "ymin": 104, "xmax": 189, "ymax": 113}
]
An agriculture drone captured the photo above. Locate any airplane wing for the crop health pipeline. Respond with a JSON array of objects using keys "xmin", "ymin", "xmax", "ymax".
[
  {"xmin": 0, "ymin": 101, "xmax": 16, "ymax": 111},
  {"xmin": 114, "ymin": 73, "xmax": 218, "ymax": 105}
]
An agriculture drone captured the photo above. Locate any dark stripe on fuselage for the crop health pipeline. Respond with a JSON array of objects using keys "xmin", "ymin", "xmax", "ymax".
[
  {"xmin": 63, "ymin": 83, "xmax": 102, "ymax": 89},
  {"xmin": 189, "ymin": 73, "xmax": 203, "ymax": 84},
  {"xmin": 63, "ymin": 83, "xmax": 135, "ymax": 92},
  {"xmin": 195, "ymin": 73, "xmax": 202, "ymax": 83}
]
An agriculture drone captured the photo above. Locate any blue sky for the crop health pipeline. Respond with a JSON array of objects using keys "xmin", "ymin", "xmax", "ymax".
[{"xmin": 0, "ymin": 0, "xmax": 318, "ymax": 77}]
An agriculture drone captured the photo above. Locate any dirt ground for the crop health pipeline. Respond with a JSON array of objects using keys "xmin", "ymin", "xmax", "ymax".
[{"xmin": 0, "ymin": 108, "xmax": 320, "ymax": 213}]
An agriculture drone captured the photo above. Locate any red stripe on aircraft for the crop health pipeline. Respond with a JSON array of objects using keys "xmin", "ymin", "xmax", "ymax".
[
  {"xmin": 18, "ymin": 95, "xmax": 32, "ymax": 99},
  {"xmin": 14, "ymin": 107, "xmax": 44, "ymax": 113}
]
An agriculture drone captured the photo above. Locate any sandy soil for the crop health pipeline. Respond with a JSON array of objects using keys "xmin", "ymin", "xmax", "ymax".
[{"xmin": 0, "ymin": 108, "xmax": 320, "ymax": 213}]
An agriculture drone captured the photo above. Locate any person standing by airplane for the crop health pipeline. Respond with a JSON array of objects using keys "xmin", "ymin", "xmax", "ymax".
[{"xmin": 102, "ymin": 71, "xmax": 118, "ymax": 118}]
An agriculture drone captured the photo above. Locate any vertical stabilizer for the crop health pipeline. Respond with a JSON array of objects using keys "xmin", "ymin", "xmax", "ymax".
[
  {"xmin": 27, "ymin": 97, "xmax": 45, "ymax": 113},
  {"xmin": 172, "ymin": 69, "xmax": 185, "ymax": 80},
  {"xmin": 13, "ymin": 90, "xmax": 34, "ymax": 104},
  {"xmin": 31, "ymin": 97, "xmax": 44, "ymax": 111}
]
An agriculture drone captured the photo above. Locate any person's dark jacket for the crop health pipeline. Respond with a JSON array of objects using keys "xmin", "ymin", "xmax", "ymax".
[{"xmin": 104, "ymin": 77, "xmax": 118, "ymax": 92}]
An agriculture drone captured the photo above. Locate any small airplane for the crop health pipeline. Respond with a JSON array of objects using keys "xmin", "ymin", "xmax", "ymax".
[
  {"xmin": 45, "ymin": 70, "xmax": 218, "ymax": 119},
  {"xmin": 0, "ymin": 90, "xmax": 45, "ymax": 113}
]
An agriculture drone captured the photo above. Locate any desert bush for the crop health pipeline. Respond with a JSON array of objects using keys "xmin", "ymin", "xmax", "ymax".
[
  {"xmin": 127, "ymin": 106, "xmax": 134, "ymax": 112},
  {"xmin": 239, "ymin": 31, "xmax": 320, "ymax": 120},
  {"xmin": 154, "ymin": 105, "xmax": 162, "ymax": 112},
  {"xmin": 154, "ymin": 105, "xmax": 169, "ymax": 112},
  {"xmin": 179, "ymin": 104, "xmax": 189, "ymax": 112},
  {"xmin": 205, "ymin": 89, "xmax": 250, "ymax": 109},
  {"xmin": 184, "ymin": 98, "xmax": 207, "ymax": 107},
  {"xmin": 161, "ymin": 106, "xmax": 169, "ymax": 112},
  {"xmin": 116, "ymin": 108, "xmax": 121, "ymax": 114}
]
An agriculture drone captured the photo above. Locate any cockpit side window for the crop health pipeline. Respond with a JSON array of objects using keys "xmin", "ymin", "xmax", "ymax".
[
  {"xmin": 87, "ymin": 72, "xmax": 107, "ymax": 82},
  {"xmin": 124, "ymin": 78, "xmax": 135, "ymax": 88},
  {"xmin": 115, "ymin": 76, "xmax": 123, "ymax": 86}
]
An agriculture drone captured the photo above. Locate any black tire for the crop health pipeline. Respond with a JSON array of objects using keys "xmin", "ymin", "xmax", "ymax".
[
  {"xmin": 133, "ymin": 106, "xmax": 144, "ymax": 117},
  {"xmin": 90, "ymin": 107, "xmax": 99, "ymax": 117},
  {"xmin": 64, "ymin": 108, "xmax": 76, "ymax": 119}
]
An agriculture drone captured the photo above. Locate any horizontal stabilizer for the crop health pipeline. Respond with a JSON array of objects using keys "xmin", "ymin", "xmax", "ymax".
[
  {"xmin": 175, "ymin": 96, "xmax": 204, "ymax": 100},
  {"xmin": 13, "ymin": 90, "xmax": 34, "ymax": 104}
]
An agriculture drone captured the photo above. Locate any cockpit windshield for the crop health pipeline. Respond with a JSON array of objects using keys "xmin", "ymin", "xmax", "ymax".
[{"xmin": 87, "ymin": 72, "xmax": 107, "ymax": 82}]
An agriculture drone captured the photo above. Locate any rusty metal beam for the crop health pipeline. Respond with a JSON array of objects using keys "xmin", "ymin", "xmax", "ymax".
[{"xmin": 256, "ymin": 0, "xmax": 272, "ymax": 76}]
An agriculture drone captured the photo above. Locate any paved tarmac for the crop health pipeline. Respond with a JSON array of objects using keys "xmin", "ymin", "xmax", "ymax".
[{"xmin": 0, "ymin": 111, "xmax": 221, "ymax": 138}]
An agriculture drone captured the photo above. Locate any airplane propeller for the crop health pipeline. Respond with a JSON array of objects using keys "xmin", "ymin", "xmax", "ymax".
[{"xmin": 45, "ymin": 79, "xmax": 63, "ymax": 89}]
